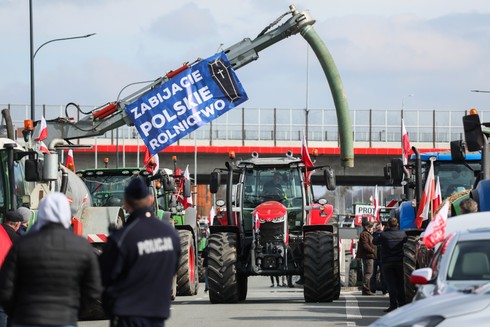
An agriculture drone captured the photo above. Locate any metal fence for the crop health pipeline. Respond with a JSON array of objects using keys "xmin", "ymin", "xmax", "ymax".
[{"xmin": 2, "ymin": 104, "xmax": 485, "ymax": 146}]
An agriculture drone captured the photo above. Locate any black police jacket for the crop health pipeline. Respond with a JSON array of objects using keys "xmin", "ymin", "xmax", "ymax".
[{"xmin": 99, "ymin": 207, "xmax": 181, "ymax": 319}]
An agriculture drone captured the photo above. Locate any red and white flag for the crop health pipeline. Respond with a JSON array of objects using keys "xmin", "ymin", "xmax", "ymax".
[
  {"xmin": 144, "ymin": 147, "xmax": 159, "ymax": 175},
  {"xmin": 254, "ymin": 213, "xmax": 261, "ymax": 233},
  {"xmin": 423, "ymin": 201, "xmax": 449, "ymax": 250},
  {"xmin": 301, "ymin": 132, "xmax": 315, "ymax": 184},
  {"xmin": 415, "ymin": 160, "xmax": 435, "ymax": 229},
  {"xmin": 402, "ymin": 119, "xmax": 411, "ymax": 165},
  {"xmin": 433, "ymin": 177, "xmax": 442, "ymax": 211},
  {"xmin": 178, "ymin": 165, "xmax": 193, "ymax": 209},
  {"xmin": 34, "ymin": 116, "xmax": 48, "ymax": 141},
  {"xmin": 39, "ymin": 141, "xmax": 50, "ymax": 155},
  {"xmin": 66, "ymin": 149, "xmax": 75, "ymax": 172},
  {"xmin": 372, "ymin": 185, "xmax": 380, "ymax": 222}
]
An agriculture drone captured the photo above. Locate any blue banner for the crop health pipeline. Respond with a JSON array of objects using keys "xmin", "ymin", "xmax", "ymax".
[{"xmin": 125, "ymin": 52, "xmax": 248, "ymax": 155}]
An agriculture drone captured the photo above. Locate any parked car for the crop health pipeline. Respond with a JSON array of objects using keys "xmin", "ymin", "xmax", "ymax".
[
  {"xmin": 410, "ymin": 227, "xmax": 490, "ymax": 301},
  {"xmin": 369, "ymin": 282, "xmax": 490, "ymax": 327}
]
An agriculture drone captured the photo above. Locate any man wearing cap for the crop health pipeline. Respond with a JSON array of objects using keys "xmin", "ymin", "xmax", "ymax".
[
  {"xmin": 356, "ymin": 219, "xmax": 376, "ymax": 295},
  {"xmin": 1, "ymin": 211, "xmax": 23, "ymax": 243},
  {"xmin": 99, "ymin": 177, "xmax": 181, "ymax": 327},
  {"xmin": 16, "ymin": 207, "xmax": 31, "ymax": 236}
]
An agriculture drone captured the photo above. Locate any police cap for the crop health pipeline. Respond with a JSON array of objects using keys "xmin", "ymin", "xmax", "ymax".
[{"xmin": 125, "ymin": 177, "xmax": 149, "ymax": 200}]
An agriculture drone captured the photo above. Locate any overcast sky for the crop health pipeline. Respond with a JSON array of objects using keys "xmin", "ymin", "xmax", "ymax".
[{"xmin": 1, "ymin": 0, "xmax": 490, "ymax": 121}]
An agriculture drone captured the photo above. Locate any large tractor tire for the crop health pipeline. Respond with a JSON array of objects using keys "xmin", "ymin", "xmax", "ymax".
[
  {"xmin": 177, "ymin": 230, "xmax": 198, "ymax": 296},
  {"xmin": 403, "ymin": 235, "xmax": 418, "ymax": 303},
  {"xmin": 304, "ymin": 230, "xmax": 337, "ymax": 302},
  {"xmin": 198, "ymin": 255, "xmax": 206, "ymax": 282},
  {"xmin": 208, "ymin": 232, "xmax": 240, "ymax": 303},
  {"xmin": 333, "ymin": 235, "xmax": 341, "ymax": 300}
]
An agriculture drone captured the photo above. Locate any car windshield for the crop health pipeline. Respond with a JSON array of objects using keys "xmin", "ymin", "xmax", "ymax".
[{"xmin": 447, "ymin": 240, "xmax": 490, "ymax": 281}]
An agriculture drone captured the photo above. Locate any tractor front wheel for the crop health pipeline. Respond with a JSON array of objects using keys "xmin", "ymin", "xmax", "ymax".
[
  {"xmin": 177, "ymin": 230, "xmax": 198, "ymax": 296},
  {"xmin": 208, "ymin": 232, "xmax": 240, "ymax": 303},
  {"xmin": 304, "ymin": 230, "xmax": 337, "ymax": 302}
]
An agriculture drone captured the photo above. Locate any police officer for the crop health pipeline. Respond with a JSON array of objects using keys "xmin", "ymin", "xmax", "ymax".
[{"xmin": 99, "ymin": 177, "xmax": 181, "ymax": 327}]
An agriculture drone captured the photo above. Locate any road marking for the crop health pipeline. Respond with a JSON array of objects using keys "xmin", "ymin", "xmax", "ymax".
[{"xmin": 343, "ymin": 293, "xmax": 361, "ymax": 325}]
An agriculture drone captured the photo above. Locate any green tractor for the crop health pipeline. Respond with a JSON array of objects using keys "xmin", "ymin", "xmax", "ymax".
[{"xmin": 155, "ymin": 159, "xmax": 199, "ymax": 296}]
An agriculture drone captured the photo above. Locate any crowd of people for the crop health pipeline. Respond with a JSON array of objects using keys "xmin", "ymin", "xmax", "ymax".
[{"xmin": 0, "ymin": 177, "xmax": 180, "ymax": 327}]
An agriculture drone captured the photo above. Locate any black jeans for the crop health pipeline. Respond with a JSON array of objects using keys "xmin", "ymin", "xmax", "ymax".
[
  {"xmin": 382, "ymin": 261, "xmax": 406, "ymax": 309},
  {"xmin": 370, "ymin": 259, "xmax": 388, "ymax": 293}
]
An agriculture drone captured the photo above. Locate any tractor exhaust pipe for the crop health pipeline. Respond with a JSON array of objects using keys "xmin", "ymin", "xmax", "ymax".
[{"xmin": 225, "ymin": 161, "xmax": 233, "ymax": 226}]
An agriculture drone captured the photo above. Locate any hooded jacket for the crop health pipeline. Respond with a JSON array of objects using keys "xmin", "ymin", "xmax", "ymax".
[{"xmin": 0, "ymin": 192, "xmax": 102, "ymax": 325}]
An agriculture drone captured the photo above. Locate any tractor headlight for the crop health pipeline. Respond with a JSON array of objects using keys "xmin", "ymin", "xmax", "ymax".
[{"xmin": 271, "ymin": 215, "xmax": 286, "ymax": 223}]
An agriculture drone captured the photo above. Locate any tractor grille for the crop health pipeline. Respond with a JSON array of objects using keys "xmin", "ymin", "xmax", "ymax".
[{"xmin": 259, "ymin": 222, "xmax": 284, "ymax": 244}]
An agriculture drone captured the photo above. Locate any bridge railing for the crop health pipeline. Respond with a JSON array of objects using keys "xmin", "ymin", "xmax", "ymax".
[{"xmin": 2, "ymin": 104, "xmax": 487, "ymax": 146}]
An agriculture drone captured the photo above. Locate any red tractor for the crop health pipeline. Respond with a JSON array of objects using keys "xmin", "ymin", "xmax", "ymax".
[{"xmin": 208, "ymin": 151, "xmax": 339, "ymax": 303}]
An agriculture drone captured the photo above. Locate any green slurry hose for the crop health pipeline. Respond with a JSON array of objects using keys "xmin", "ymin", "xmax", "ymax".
[{"xmin": 301, "ymin": 25, "xmax": 354, "ymax": 168}]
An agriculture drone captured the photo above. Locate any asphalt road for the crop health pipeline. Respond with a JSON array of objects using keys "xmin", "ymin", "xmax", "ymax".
[{"xmin": 80, "ymin": 278, "xmax": 389, "ymax": 327}]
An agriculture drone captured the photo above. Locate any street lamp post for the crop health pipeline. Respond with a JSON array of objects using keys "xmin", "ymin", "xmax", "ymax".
[{"xmin": 29, "ymin": 1, "xmax": 95, "ymax": 121}]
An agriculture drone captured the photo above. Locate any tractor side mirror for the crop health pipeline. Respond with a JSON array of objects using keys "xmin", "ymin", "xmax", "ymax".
[
  {"xmin": 390, "ymin": 158, "xmax": 404, "ymax": 186},
  {"xmin": 43, "ymin": 153, "xmax": 59, "ymax": 181},
  {"xmin": 210, "ymin": 172, "xmax": 220, "ymax": 194},
  {"xmin": 161, "ymin": 175, "xmax": 176, "ymax": 192},
  {"xmin": 183, "ymin": 179, "xmax": 191, "ymax": 198},
  {"xmin": 463, "ymin": 114, "xmax": 484, "ymax": 152},
  {"xmin": 324, "ymin": 167, "xmax": 336, "ymax": 191},
  {"xmin": 450, "ymin": 140, "xmax": 466, "ymax": 162},
  {"xmin": 25, "ymin": 158, "xmax": 43, "ymax": 182}
]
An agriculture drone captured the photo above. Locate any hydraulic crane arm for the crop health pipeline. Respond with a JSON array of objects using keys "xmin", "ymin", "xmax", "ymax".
[{"xmin": 41, "ymin": 4, "xmax": 354, "ymax": 167}]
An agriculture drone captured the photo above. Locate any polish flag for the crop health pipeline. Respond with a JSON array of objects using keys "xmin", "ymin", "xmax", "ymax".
[
  {"xmin": 39, "ymin": 141, "xmax": 50, "ymax": 155},
  {"xmin": 415, "ymin": 160, "xmax": 435, "ymax": 229},
  {"xmin": 402, "ymin": 119, "xmax": 411, "ymax": 165},
  {"xmin": 301, "ymin": 132, "xmax": 315, "ymax": 184},
  {"xmin": 34, "ymin": 116, "xmax": 48, "ymax": 141},
  {"xmin": 423, "ymin": 201, "xmax": 449, "ymax": 249},
  {"xmin": 144, "ymin": 147, "xmax": 159, "ymax": 175},
  {"xmin": 433, "ymin": 177, "xmax": 442, "ymax": 211},
  {"xmin": 179, "ymin": 165, "xmax": 193, "ymax": 209},
  {"xmin": 66, "ymin": 149, "xmax": 75, "ymax": 172},
  {"xmin": 372, "ymin": 185, "xmax": 380, "ymax": 222}
]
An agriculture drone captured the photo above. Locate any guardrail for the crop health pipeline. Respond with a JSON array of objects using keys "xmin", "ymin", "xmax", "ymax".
[{"xmin": 3, "ymin": 104, "xmax": 487, "ymax": 147}]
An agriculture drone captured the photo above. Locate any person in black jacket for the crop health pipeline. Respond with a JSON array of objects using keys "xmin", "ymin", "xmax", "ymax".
[
  {"xmin": 373, "ymin": 217, "xmax": 408, "ymax": 312},
  {"xmin": 99, "ymin": 177, "xmax": 181, "ymax": 327},
  {"xmin": 0, "ymin": 192, "xmax": 102, "ymax": 326}
]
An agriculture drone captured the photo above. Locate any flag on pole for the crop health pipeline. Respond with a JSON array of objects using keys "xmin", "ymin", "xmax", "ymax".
[
  {"xmin": 38, "ymin": 141, "xmax": 50, "ymax": 155},
  {"xmin": 402, "ymin": 119, "xmax": 411, "ymax": 165},
  {"xmin": 433, "ymin": 177, "xmax": 442, "ymax": 211},
  {"xmin": 34, "ymin": 116, "xmax": 48, "ymax": 141},
  {"xmin": 178, "ymin": 165, "xmax": 193, "ymax": 209},
  {"xmin": 372, "ymin": 185, "xmax": 380, "ymax": 222},
  {"xmin": 144, "ymin": 147, "xmax": 159, "ymax": 175},
  {"xmin": 423, "ymin": 201, "xmax": 449, "ymax": 249},
  {"xmin": 415, "ymin": 160, "xmax": 435, "ymax": 229},
  {"xmin": 66, "ymin": 149, "xmax": 75, "ymax": 172},
  {"xmin": 301, "ymin": 131, "xmax": 315, "ymax": 184}
]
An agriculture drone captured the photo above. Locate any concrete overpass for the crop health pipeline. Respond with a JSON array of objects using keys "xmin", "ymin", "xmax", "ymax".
[{"xmin": 70, "ymin": 139, "xmax": 449, "ymax": 186}]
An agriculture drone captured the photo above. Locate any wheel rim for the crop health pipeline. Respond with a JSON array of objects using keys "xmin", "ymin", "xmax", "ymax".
[{"xmin": 189, "ymin": 243, "xmax": 195, "ymax": 284}]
